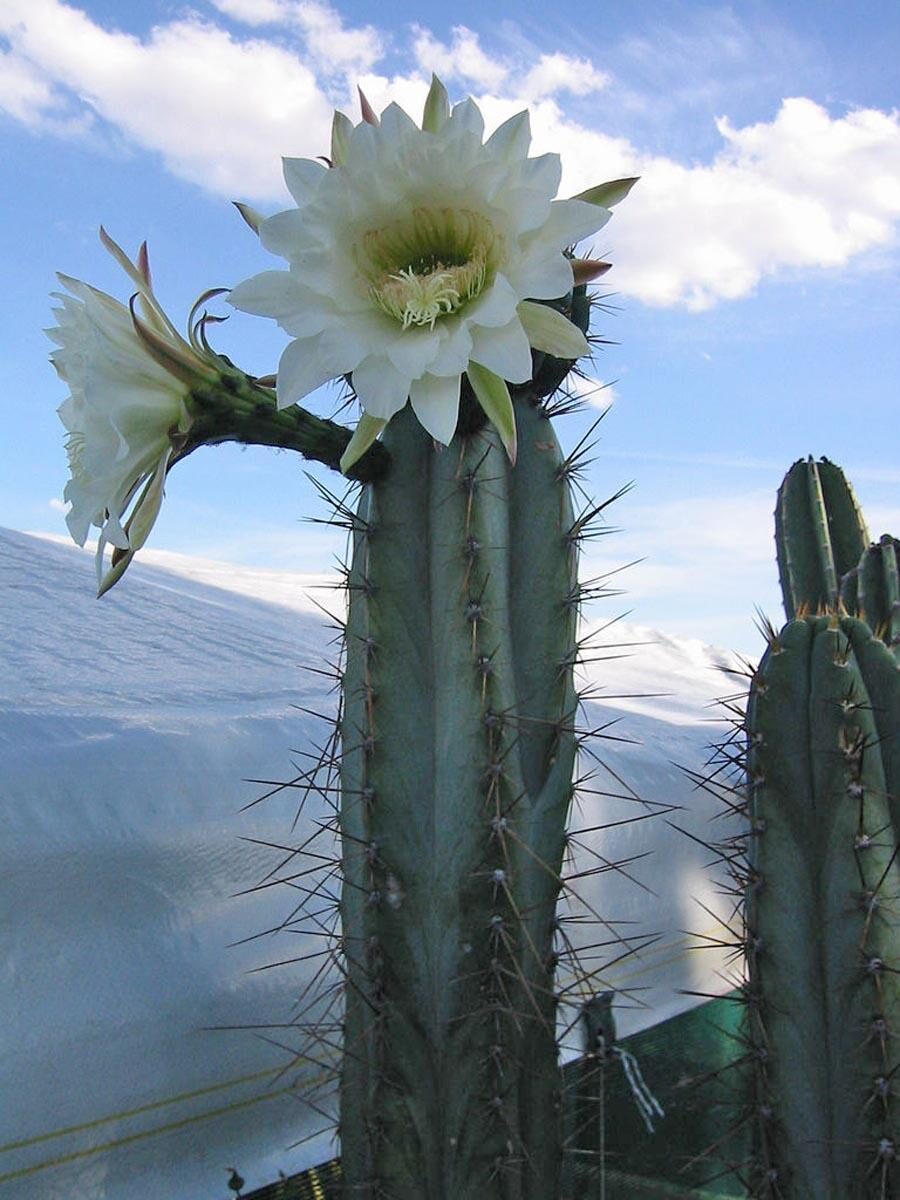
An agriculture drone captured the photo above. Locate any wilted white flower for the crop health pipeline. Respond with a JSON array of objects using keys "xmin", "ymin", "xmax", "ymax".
[
  {"xmin": 49, "ymin": 230, "xmax": 219, "ymax": 595},
  {"xmin": 230, "ymin": 77, "xmax": 631, "ymax": 471}
]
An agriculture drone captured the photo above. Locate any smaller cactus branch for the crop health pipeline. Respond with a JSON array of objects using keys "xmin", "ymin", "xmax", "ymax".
[
  {"xmin": 179, "ymin": 368, "xmax": 391, "ymax": 483},
  {"xmin": 775, "ymin": 456, "xmax": 869, "ymax": 620}
]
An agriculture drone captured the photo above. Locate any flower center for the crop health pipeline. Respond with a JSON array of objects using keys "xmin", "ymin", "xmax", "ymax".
[{"xmin": 357, "ymin": 206, "xmax": 500, "ymax": 330}]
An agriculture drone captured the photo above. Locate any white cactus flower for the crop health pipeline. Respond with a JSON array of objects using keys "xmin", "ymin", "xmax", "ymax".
[
  {"xmin": 230, "ymin": 77, "xmax": 625, "ymax": 472},
  {"xmin": 49, "ymin": 230, "xmax": 218, "ymax": 595}
]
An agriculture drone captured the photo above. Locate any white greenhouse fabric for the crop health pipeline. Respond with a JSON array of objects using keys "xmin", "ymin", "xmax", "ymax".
[{"xmin": 1, "ymin": 527, "xmax": 741, "ymax": 1199}]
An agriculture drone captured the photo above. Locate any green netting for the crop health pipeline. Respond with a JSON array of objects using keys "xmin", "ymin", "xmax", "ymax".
[
  {"xmin": 559, "ymin": 994, "xmax": 746, "ymax": 1197},
  {"xmin": 241, "ymin": 996, "xmax": 745, "ymax": 1199}
]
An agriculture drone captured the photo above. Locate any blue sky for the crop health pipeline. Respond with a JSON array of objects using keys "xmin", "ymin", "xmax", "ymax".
[{"xmin": 2, "ymin": 0, "xmax": 899, "ymax": 654}]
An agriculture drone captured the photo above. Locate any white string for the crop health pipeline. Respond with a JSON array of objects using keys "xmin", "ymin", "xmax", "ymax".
[{"xmin": 613, "ymin": 1046, "xmax": 665, "ymax": 1134}]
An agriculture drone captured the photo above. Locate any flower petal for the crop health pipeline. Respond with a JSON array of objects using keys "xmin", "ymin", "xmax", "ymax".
[
  {"xmin": 422, "ymin": 74, "xmax": 450, "ymax": 134},
  {"xmin": 351, "ymin": 356, "xmax": 411, "ymax": 421},
  {"xmin": 384, "ymin": 326, "xmax": 440, "ymax": 378},
  {"xmin": 331, "ymin": 111, "xmax": 353, "ymax": 166},
  {"xmin": 276, "ymin": 333, "xmax": 356, "ymax": 408},
  {"xmin": 283, "ymin": 157, "xmax": 327, "ymax": 206},
  {"xmin": 572, "ymin": 177, "xmax": 639, "ymax": 208},
  {"xmin": 409, "ymin": 373, "xmax": 461, "ymax": 445},
  {"xmin": 449, "ymin": 97, "xmax": 484, "ymax": 140},
  {"xmin": 229, "ymin": 270, "xmax": 335, "ymax": 337},
  {"xmin": 469, "ymin": 318, "xmax": 533, "ymax": 384},
  {"xmin": 466, "ymin": 363, "xmax": 516, "ymax": 464},
  {"xmin": 531, "ymin": 197, "xmax": 611, "ymax": 249},
  {"xmin": 126, "ymin": 446, "xmax": 172, "ymax": 553},
  {"xmin": 517, "ymin": 300, "xmax": 589, "ymax": 358},
  {"xmin": 340, "ymin": 412, "xmax": 387, "ymax": 474},
  {"xmin": 465, "ymin": 274, "xmax": 519, "ymax": 330},
  {"xmin": 505, "ymin": 250, "xmax": 574, "ymax": 301},
  {"xmin": 427, "ymin": 322, "xmax": 474, "ymax": 377},
  {"xmin": 484, "ymin": 110, "xmax": 530, "ymax": 163}
]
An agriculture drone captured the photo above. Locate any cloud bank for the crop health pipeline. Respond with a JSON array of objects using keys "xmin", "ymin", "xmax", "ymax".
[{"xmin": 2, "ymin": 0, "xmax": 899, "ymax": 308}]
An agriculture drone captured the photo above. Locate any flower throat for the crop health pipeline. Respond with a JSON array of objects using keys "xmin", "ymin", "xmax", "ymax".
[{"xmin": 358, "ymin": 206, "xmax": 500, "ymax": 330}]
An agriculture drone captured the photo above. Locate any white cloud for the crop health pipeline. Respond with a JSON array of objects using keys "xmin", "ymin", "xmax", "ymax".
[
  {"xmin": 212, "ymin": 0, "xmax": 383, "ymax": 74},
  {"xmin": 0, "ymin": 0, "xmax": 333, "ymax": 197},
  {"xmin": 412, "ymin": 25, "xmax": 508, "ymax": 91},
  {"xmin": 0, "ymin": 47, "xmax": 55, "ymax": 124},
  {"xmin": 2, "ymin": 3, "xmax": 899, "ymax": 309},
  {"xmin": 519, "ymin": 53, "xmax": 609, "ymax": 101},
  {"xmin": 210, "ymin": 0, "xmax": 287, "ymax": 23},
  {"xmin": 289, "ymin": 1, "xmax": 383, "ymax": 74},
  {"xmin": 48, "ymin": 497, "xmax": 67, "ymax": 512},
  {"xmin": 522, "ymin": 96, "xmax": 900, "ymax": 309},
  {"xmin": 566, "ymin": 373, "xmax": 618, "ymax": 410}
]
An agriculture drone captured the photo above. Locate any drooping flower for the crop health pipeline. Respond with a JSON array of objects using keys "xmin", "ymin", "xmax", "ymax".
[
  {"xmin": 230, "ymin": 77, "xmax": 635, "ymax": 472},
  {"xmin": 49, "ymin": 230, "xmax": 220, "ymax": 595}
]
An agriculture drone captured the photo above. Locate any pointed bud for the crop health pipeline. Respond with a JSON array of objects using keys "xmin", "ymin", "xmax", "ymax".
[
  {"xmin": 358, "ymin": 86, "xmax": 379, "ymax": 126},
  {"xmin": 571, "ymin": 258, "xmax": 612, "ymax": 286}
]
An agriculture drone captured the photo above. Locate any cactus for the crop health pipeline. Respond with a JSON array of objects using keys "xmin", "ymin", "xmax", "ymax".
[
  {"xmin": 842, "ymin": 535, "xmax": 900, "ymax": 654},
  {"xmin": 337, "ymin": 297, "xmax": 603, "ymax": 1199},
  {"xmin": 740, "ymin": 613, "xmax": 900, "ymax": 1198},
  {"xmin": 775, "ymin": 457, "xmax": 869, "ymax": 620}
]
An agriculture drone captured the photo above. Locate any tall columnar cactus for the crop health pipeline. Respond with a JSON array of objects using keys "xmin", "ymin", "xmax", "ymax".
[
  {"xmin": 742, "ymin": 613, "xmax": 900, "ymax": 1198},
  {"xmin": 51, "ymin": 78, "xmax": 638, "ymax": 1199},
  {"xmin": 775, "ymin": 456, "xmax": 870, "ymax": 620},
  {"xmin": 339, "ymin": 354, "xmax": 588, "ymax": 1199}
]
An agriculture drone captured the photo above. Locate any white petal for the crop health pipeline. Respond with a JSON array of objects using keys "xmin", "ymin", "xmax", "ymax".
[
  {"xmin": 468, "ymin": 319, "xmax": 533, "ymax": 384},
  {"xmin": 379, "ymin": 101, "xmax": 421, "ymax": 146},
  {"xmin": 497, "ymin": 186, "xmax": 553, "ymax": 236},
  {"xmin": 427, "ymin": 322, "xmax": 473, "ymax": 377},
  {"xmin": 409, "ymin": 374, "xmax": 461, "ymax": 445},
  {"xmin": 127, "ymin": 448, "xmax": 172, "ymax": 551},
  {"xmin": 484, "ymin": 111, "xmax": 531, "ymax": 163},
  {"xmin": 517, "ymin": 301, "xmax": 589, "ymax": 358},
  {"xmin": 259, "ymin": 209, "xmax": 311, "ymax": 259},
  {"xmin": 505, "ymin": 251, "xmax": 574, "ymax": 301},
  {"xmin": 529, "ymin": 197, "xmax": 611, "ymax": 250},
  {"xmin": 103, "ymin": 508, "xmax": 130, "ymax": 550},
  {"xmin": 385, "ymin": 327, "xmax": 440, "ymax": 378},
  {"xmin": 449, "ymin": 97, "xmax": 485, "ymax": 140},
  {"xmin": 351, "ymin": 356, "xmax": 411, "ymax": 421},
  {"xmin": 63, "ymin": 490, "xmax": 93, "ymax": 547},
  {"xmin": 465, "ymin": 275, "xmax": 519, "ymax": 329},
  {"xmin": 520, "ymin": 152, "xmax": 561, "ymax": 196},
  {"xmin": 276, "ymin": 332, "xmax": 357, "ymax": 408},
  {"xmin": 282, "ymin": 157, "xmax": 327, "ymax": 206}
]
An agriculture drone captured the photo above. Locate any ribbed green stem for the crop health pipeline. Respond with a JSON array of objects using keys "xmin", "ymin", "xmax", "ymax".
[
  {"xmin": 339, "ymin": 399, "xmax": 578, "ymax": 1199},
  {"xmin": 842, "ymin": 534, "xmax": 900, "ymax": 653},
  {"xmin": 775, "ymin": 458, "xmax": 869, "ymax": 620},
  {"xmin": 180, "ymin": 371, "xmax": 391, "ymax": 482},
  {"xmin": 744, "ymin": 615, "xmax": 900, "ymax": 1198}
]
